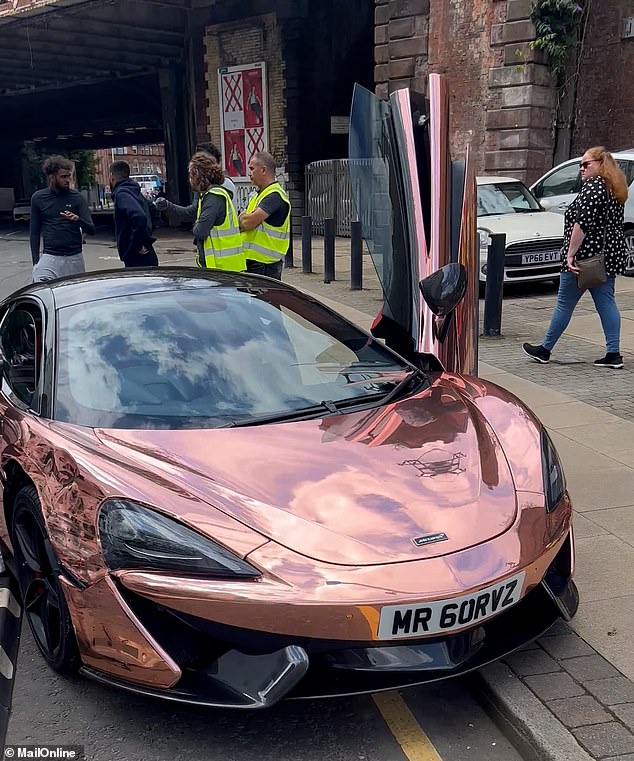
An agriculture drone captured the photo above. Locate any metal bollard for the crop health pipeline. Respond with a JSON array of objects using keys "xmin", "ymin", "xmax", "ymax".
[
  {"xmin": 324, "ymin": 218, "xmax": 335, "ymax": 283},
  {"xmin": 350, "ymin": 221, "xmax": 363, "ymax": 290},
  {"xmin": 302, "ymin": 216, "xmax": 313, "ymax": 274},
  {"xmin": 284, "ymin": 223, "xmax": 294, "ymax": 269},
  {"xmin": 482, "ymin": 232, "xmax": 506, "ymax": 336}
]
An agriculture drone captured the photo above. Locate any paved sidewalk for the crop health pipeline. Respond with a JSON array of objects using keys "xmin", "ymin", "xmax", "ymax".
[{"xmin": 280, "ymin": 241, "xmax": 634, "ymax": 760}]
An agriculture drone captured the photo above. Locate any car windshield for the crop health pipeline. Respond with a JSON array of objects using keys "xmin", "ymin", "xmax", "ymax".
[
  {"xmin": 54, "ymin": 286, "xmax": 414, "ymax": 429},
  {"xmin": 477, "ymin": 181, "xmax": 542, "ymax": 216}
]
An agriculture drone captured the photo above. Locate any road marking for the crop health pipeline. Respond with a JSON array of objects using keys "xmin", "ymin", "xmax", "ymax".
[{"xmin": 373, "ymin": 691, "xmax": 444, "ymax": 761}]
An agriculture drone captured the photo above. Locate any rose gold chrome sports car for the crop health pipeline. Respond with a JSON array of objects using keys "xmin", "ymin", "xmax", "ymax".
[{"xmin": 0, "ymin": 78, "xmax": 577, "ymax": 708}]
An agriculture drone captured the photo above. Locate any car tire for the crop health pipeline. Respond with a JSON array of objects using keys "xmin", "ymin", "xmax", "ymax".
[
  {"xmin": 11, "ymin": 485, "xmax": 81, "ymax": 675},
  {"xmin": 624, "ymin": 228, "xmax": 634, "ymax": 277}
]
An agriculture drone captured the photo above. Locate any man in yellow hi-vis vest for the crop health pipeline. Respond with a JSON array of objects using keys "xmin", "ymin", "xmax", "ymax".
[
  {"xmin": 189, "ymin": 152, "xmax": 246, "ymax": 272},
  {"xmin": 239, "ymin": 151, "xmax": 290, "ymax": 280}
]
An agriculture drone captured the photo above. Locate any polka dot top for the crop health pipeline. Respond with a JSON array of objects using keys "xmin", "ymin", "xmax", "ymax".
[{"xmin": 561, "ymin": 176, "xmax": 627, "ymax": 277}]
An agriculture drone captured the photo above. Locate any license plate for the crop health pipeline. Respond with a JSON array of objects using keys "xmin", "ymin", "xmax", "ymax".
[
  {"xmin": 377, "ymin": 572, "xmax": 525, "ymax": 640},
  {"xmin": 522, "ymin": 251, "xmax": 560, "ymax": 265}
]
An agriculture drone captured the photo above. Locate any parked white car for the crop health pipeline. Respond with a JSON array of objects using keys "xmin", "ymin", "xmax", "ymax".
[
  {"xmin": 530, "ymin": 150, "xmax": 634, "ymax": 276},
  {"xmin": 477, "ymin": 176, "xmax": 564, "ymax": 284}
]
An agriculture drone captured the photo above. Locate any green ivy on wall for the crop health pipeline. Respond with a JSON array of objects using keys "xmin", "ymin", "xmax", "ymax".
[{"xmin": 530, "ymin": 0, "xmax": 584, "ymax": 82}]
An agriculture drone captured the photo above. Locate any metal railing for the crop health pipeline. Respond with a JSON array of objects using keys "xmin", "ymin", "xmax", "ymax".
[{"xmin": 305, "ymin": 159, "xmax": 358, "ymax": 237}]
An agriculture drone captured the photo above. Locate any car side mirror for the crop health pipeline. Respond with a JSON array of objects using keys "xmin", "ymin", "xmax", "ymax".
[
  {"xmin": 539, "ymin": 197, "xmax": 554, "ymax": 211},
  {"xmin": 419, "ymin": 262, "xmax": 467, "ymax": 316}
]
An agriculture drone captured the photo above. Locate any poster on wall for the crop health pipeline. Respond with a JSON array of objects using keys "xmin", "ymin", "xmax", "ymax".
[{"xmin": 218, "ymin": 62, "xmax": 268, "ymax": 181}]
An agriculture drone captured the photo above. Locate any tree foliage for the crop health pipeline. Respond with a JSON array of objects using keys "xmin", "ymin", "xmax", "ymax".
[
  {"xmin": 530, "ymin": 0, "xmax": 584, "ymax": 82},
  {"xmin": 24, "ymin": 145, "xmax": 98, "ymax": 190}
]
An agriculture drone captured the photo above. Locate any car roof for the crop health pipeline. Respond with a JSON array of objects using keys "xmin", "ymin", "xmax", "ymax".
[
  {"xmin": 476, "ymin": 175, "xmax": 522, "ymax": 185},
  {"xmin": 544, "ymin": 150, "xmax": 634, "ymax": 166},
  {"xmin": 6, "ymin": 268, "xmax": 295, "ymax": 310}
]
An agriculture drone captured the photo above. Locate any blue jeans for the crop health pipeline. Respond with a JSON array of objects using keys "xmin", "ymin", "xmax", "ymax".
[{"xmin": 543, "ymin": 273, "xmax": 621, "ymax": 353}]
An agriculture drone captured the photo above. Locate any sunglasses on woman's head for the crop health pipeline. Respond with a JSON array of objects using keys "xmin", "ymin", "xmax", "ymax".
[{"xmin": 580, "ymin": 160, "xmax": 600, "ymax": 169}]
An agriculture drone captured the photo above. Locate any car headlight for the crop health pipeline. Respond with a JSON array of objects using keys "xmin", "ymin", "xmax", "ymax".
[
  {"xmin": 541, "ymin": 431, "xmax": 566, "ymax": 512},
  {"xmin": 478, "ymin": 228, "xmax": 491, "ymax": 260},
  {"xmin": 98, "ymin": 500, "xmax": 261, "ymax": 578}
]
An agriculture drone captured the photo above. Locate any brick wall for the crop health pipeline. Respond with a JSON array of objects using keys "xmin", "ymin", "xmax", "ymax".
[
  {"xmin": 375, "ymin": 0, "xmax": 560, "ymax": 183},
  {"xmin": 428, "ymin": 0, "xmax": 504, "ymax": 172},
  {"xmin": 374, "ymin": 0, "xmax": 430, "ymax": 99},
  {"xmin": 573, "ymin": 0, "xmax": 634, "ymax": 154},
  {"xmin": 203, "ymin": 14, "xmax": 287, "ymax": 168},
  {"xmin": 487, "ymin": 0, "xmax": 556, "ymax": 182}
]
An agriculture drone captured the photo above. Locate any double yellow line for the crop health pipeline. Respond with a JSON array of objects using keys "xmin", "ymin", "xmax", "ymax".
[{"xmin": 373, "ymin": 691, "xmax": 444, "ymax": 761}]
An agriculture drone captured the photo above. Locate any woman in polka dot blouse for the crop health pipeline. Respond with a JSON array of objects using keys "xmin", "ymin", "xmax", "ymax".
[{"xmin": 523, "ymin": 146, "xmax": 629, "ymax": 369}]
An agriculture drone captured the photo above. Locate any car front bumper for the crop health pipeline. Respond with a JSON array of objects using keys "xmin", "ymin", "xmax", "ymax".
[{"xmin": 70, "ymin": 530, "xmax": 578, "ymax": 708}]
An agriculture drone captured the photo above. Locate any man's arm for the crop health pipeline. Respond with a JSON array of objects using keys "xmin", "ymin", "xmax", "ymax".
[
  {"xmin": 76, "ymin": 195, "xmax": 96, "ymax": 235},
  {"xmin": 239, "ymin": 207, "xmax": 268, "ymax": 231},
  {"xmin": 29, "ymin": 197, "xmax": 42, "ymax": 265},
  {"xmin": 239, "ymin": 191, "xmax": 284, "ymax": 231},
  {"xmin": 160, "ymin": 198, "xmax": 198, "ymax": 226},
  {"xmin": 192, "ymin": 194, "xmax": 226, "ymax": 242},
  {"xmin": 119, "ymin": 194, "xmax": 152, "ymax": 260}
]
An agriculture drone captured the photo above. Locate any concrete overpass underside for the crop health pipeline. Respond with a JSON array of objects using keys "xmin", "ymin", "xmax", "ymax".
[{"xmin": 0, "ymin": 0, "xmax": 206, "ymax": 200}]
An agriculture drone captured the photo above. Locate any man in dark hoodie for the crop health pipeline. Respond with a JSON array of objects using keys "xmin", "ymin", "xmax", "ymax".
[{"xmin": 109, "ymin": 161, "xmax": 159, "ymax": 268}]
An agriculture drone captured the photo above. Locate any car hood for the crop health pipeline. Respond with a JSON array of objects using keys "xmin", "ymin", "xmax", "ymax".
[
  {"xmin": 93, "ymin": 381, "xmax": 518, "ymax": 566},
  {"xmin": 477, "ymin": 210, "xmax": 563, "ymax": 244}
]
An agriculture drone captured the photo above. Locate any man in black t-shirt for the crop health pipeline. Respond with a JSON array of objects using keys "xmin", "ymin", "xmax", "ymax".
[{"xmin": 30, "ymin": 156, "xmax": 95, "ymax": 282}]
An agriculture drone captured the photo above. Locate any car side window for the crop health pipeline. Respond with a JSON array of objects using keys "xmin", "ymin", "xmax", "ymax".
[
  {"xmin": 537, "ymin": 163, "xmax": 582, "ymax": 198},
  {"xmin": 0, "ymin": 305, "xmax": 43, "ymax": 409},
  {"xmin": 616, "ymin": 160, "xmax": 634, "ymax": 186}
]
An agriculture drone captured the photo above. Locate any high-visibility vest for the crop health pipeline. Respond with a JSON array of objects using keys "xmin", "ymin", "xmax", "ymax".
[
  {"xmin": 197, "ymin": 187, "xmax": 246, "ymax": 271},
  {"xmin": 242, "ymin": 182, "xmax": 290, "ymax": 263}
]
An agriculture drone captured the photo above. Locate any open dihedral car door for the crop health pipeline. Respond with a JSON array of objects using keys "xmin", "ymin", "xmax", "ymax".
[{"xmin": 348, "ymin": 74, "xmax": 478, "ymax": 376}]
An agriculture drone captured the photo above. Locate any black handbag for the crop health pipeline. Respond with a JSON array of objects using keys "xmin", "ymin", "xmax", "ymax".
[
  {"xmin": 576, "ymin": 212, "xmax": 608, "ymax": 291},
  {"xmin": 576, "ymin": 254, "xmax": 607, "ymax": 291}
]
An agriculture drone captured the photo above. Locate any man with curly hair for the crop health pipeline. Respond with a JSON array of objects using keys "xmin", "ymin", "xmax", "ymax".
[
  {"xmin": 30, "ymin": 155, "xmax": 95, "ymax": 282},
  {"xmin": 154, "ymin": 141, "xmax": 235, "ymax": 225}
]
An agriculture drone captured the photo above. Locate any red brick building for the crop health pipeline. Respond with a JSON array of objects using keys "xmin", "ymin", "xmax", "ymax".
[
  {"xmin": 94, "ymin": 145, "xmax": 167, "ymax": 190},
  {"xmin": 375, "ymin": 0, "xmax": 634, "ymax": 183}
]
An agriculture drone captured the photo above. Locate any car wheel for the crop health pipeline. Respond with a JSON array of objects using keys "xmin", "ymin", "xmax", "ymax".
[
  {"xmin": 11, "ymin": 485, "xmax": 80, "ymax": 674},
  {"xmin": 624, "ymin": 228, "xmax": 634, "ymax": 277}
]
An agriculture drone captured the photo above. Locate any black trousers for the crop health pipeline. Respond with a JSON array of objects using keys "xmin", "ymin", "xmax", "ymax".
[
  {"xmin": 246, "ymin": 259, "xmax": 283, "ymax": 280},
  {"xmin": 123, "ymin": 249, "xmax": 159, "ymax": 268}
]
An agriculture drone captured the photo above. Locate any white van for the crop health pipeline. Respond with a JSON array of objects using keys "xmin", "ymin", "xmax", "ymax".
[{"xmin": 130, "ymin": 174, "xmax": 162, "ymax": 197}]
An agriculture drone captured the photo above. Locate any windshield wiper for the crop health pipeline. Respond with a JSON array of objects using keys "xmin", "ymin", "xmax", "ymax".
[
  {"xmin": 232, "ymin": 369, "xmax": 429, "ymax": 428},
  {"xmin": 232, "ymin": 401, "xmax": 346, "ymax": 427},
  {"xmin": 380, "ymin": 368, "xmax": 429, "ymax": 405}
]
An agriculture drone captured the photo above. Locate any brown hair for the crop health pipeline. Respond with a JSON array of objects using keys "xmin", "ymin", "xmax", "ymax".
[
  {"xmin": 42, "ymin": 155, "xmax": 74, "ymax": 176},
  {"xmin": 585, "ymin": 146, "xmax": 629, "ymax": 204},
  {"xmin": 188, "ymin": 152, "xmax": 224, "ymax": 193}
]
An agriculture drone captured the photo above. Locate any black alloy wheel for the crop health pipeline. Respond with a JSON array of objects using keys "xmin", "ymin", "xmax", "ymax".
[{"xmin": 11, "ymin": 485, "xmax": 80, "ymax": 674}]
